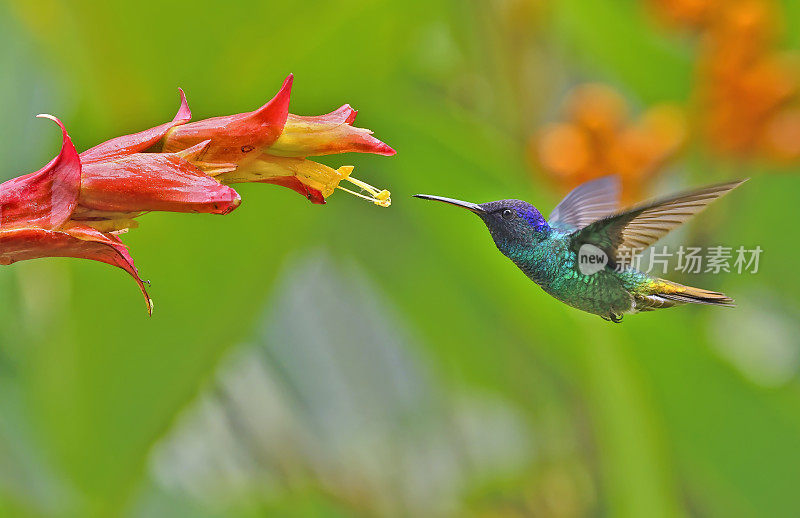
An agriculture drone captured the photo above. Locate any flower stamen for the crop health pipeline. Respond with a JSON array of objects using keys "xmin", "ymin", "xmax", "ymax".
[{"xmin": 338, "ymin": 176, "xmax": 392, "ymax": 207}]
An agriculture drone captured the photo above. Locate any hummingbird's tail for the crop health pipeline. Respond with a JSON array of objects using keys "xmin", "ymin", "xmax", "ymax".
[{"xmin": 634, "ymin": 278, "xmax": 735, "ymax": 311}]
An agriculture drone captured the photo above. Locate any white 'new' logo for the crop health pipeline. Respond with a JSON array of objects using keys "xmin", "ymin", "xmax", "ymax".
[{"xmin": 578, "ymin": 243, "xmax": 608, "ymax": 275}]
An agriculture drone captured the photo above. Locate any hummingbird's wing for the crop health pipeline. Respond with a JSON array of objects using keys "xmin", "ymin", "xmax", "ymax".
[
  {"xmin": 548, "ymin": 175, "xmax": 620, "ymax": 230},
  {"xmin": 570, "ymin": 179, "xmax": 747, "ymax": 260}
]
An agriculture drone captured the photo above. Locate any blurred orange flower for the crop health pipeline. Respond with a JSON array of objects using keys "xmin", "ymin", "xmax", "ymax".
[
  {"xmin": 697, "ymin": 0, "xmax": 800, "ymax": 158},
  {"xmin": 646, "ymin": 0, "xmax": 721, "ymax": 30},
  {"xmin": 531, "ymin": 84, "xmax": 686, "ymax": 203},
  {"xmin": 649, "ymin": 0, "xmax": 800, "ymax": 162}
]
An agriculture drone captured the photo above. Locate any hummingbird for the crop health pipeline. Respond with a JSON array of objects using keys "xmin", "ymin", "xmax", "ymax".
[{"xmin": 414, "ymin": 176, "xmax": 746, "ymax": 322}]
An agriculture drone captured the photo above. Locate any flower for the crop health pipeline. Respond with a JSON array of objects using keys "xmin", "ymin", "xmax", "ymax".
[
  {"xmin": 0, "ymin": 115, "xmax": 153, "ymax": 314},
  {"xmin": 1, "ymin": 75, "xmax": 397, "ymax": 315},
  {"xmin": 532, "ymin": 84, "xmax": 686, "ymax": 203},
  {"xmin": 646, "ymin": 0, "xmax": 721, "ymax": 30},
  {"xmin": 695, "ymin": 0, "xmax": 800, "ymax": 158},
  {"xmin": 648, "ymin": 0, "xmax": 800, "ymax": 162},
  {"xmin": 163, "ymin": 74, "xmax": 395, "ymax": 206}
]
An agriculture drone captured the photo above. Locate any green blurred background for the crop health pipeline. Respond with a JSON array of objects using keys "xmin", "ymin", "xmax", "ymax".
[{"xmin": 1, "ymin": 1, "xmax": 799, "ymax": 517}]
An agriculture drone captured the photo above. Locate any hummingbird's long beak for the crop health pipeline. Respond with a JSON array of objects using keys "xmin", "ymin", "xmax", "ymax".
[{"xmin": 412, "ymin": 194, "xmax": 486, "ymax": 214}]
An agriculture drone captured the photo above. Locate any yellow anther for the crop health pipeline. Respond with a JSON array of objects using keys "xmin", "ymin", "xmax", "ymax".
[{"xmin": 339, "ymin": 175, "xmax": 392, "ymax": 207}]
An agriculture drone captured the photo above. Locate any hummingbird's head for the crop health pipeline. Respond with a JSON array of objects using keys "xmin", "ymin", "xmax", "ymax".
[{"xmin": 412, "ymin": 195, "xmax": 550, "ymax": 254}]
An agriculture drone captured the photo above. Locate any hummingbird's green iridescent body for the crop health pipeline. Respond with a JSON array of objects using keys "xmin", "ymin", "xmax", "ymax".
[
  {"xmin": 501, "ymin": 226, "xmax": 637, "ymax": 317},
  {"xmin": 415, "ymin": 176, "xmax": 744, "ymax": 322}
]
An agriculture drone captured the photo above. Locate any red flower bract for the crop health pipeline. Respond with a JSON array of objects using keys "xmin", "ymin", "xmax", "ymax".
[
  {"xmin": 162, "ymin": 75, "xmax": 293, "ymax": 167},
  {"xmin": 0, "ymin": 225, "xmax": 151, "ymax": 314},
  {"xmin": 0, "ymin": 115, "xmax": 80, "ymax": 230},
  {"xmin": 0, "ymin": 115, "xmax": 153, "ymax": 314},
  {"xmin": 77, "ymin": 140, "xmax": 241, "ymax": 217}
]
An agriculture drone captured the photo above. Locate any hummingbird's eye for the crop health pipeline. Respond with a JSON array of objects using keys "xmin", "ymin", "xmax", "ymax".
[{"xmin": 501, "ymin": 208, "xmax": 515, "ymax": 220}]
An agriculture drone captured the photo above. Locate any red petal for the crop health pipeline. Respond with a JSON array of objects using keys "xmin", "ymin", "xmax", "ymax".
[
  {"xmin": 0, "ymin": 225, "xmax": 152, "ymax": 315},
  {"xmin": 78, "ymin": 143, "xmax": 241, "ymax": 216},
  {"xmin": 343, "ymin": 105, "xmax": 358, "ymax": 125},
  {"xmin": 0, "ymin": 115, "xmax": 81, "ymax": 230},
  {"xmin": 162, "ymin": 74, "xmax": 293, "ymax": 165},
  {"xmin": 259, "ymin": 176, "xmax": 325, "ymax": 204},
  {"xmin": 292, "ymin": 104, "xmax": 358, "ymax": 125},
  {"xmin": 79, "ymin": 88, "xmax": 192, "ymax": 163}
]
